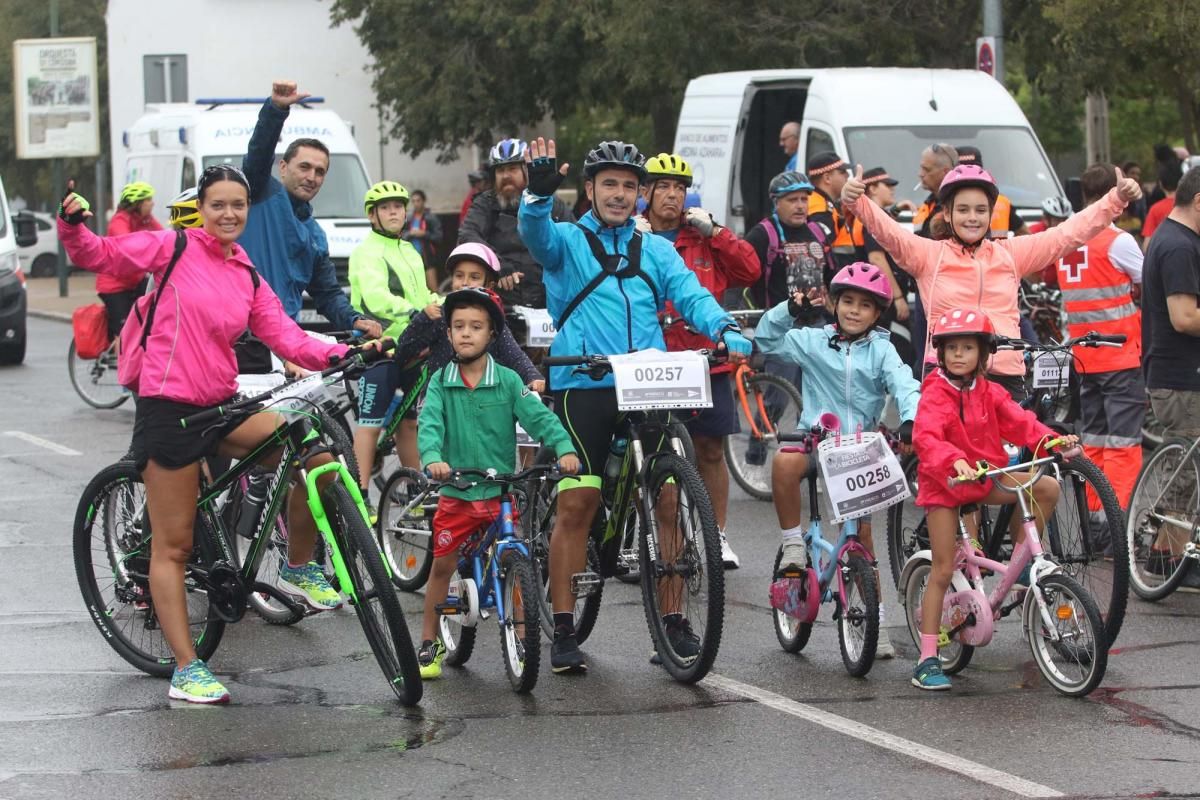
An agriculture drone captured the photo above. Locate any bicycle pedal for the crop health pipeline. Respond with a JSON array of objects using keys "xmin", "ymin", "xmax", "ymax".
[
  {"xmin": 436, "ymin": 598, "xmax": 466, "ymax": 616},
  {"xmin": 571, "ymin": 571, "xmax": 601, "ymax": 596}
]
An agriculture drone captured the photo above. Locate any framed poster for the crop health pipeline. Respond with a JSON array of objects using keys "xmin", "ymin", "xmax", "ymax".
[{"xmin": 13, "ymin": 37, "xmax": 100, "ymax": 159}]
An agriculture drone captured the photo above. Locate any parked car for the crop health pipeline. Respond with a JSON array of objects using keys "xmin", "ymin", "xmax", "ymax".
[
  {"xmin": 0, "ymin": 174, "xmax": 37, "ymax": 365},
  {"xmin": 14, "ymin": 211, "xmax": 70, "ymax": 278}
]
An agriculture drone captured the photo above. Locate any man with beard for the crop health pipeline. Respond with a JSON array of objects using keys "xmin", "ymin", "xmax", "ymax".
[{"xmin": 459, "ymin": 138, "xmax": 575, "ymax": 314}]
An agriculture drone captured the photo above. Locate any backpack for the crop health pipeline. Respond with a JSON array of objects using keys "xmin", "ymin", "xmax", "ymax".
[
  {"xmin": 556, "ymin": 224, "xmax": 659, "ymax": 332},
  {"xmin": 72, "ymin": 303, "xmax": 111, "ymax": 359}
]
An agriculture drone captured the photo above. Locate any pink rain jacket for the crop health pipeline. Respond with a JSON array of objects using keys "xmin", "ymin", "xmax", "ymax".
[{"xmin": 60, "ymin": 220, "xmax": 348, "ymax": 405}]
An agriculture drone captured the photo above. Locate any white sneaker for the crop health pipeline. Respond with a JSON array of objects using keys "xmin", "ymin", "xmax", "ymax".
[
  {"xmin": 719, "ymin": 529, "xmax": 740, "ymax": 569},
  {"xmin": 779, "ymin": 538, "xmax": 807, "ymax": 572},
  {"xmin": 876, "ymin": 627, "xmax": 896, "ymax": 659}
]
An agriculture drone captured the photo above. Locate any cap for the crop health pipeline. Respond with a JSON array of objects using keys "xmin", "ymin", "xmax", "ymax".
[
  {"xmin": 862, "ymin": 167, "xmax": 898, "ymax": 187},
  {"xmin": 956, "ymin": 146, "xmax": 983, "ymax": 167},
  {"xmin": 806, "ymin": 151, "xmax": 848, "ymax": 177},
  {"xmin": 468, "ymin": 168, "xmax": 487, "ymax": 183}
]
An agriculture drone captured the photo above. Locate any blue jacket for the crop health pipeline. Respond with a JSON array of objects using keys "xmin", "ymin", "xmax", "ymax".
[
  {"xmin": 754, "ymin": 300, "xmax": 921, "ymax": 432},
  {"xmin": 518, "ymin": 193, "xmax": 735, "ymax": 390},
  {"xmin": 239, "ymin": 100, "xmax": 360, "ymax": 329}
]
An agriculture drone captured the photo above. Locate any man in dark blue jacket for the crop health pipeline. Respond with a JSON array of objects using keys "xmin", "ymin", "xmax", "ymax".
[{"xmin": 239, "ymin": 80, "xmax": 381, "ymax": 338}]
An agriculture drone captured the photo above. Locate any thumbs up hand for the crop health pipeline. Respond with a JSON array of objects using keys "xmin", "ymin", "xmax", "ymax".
[
  {"xmin": 842, "ymin": 164, "xmax": 866, "ymax": 205},
  {"xmin": 1114, "ymin": 167, "xmax": 1143, "ymax": 203}
]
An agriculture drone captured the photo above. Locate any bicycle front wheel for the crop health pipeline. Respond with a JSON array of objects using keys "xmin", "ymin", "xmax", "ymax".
[
  {"xmin": 639, "ymin": 453, "xmax": 724, "ymax": 683},
  {"xmin": 326, "ymin": 482, "xmax": 422, "ymax": 705},
  {"xmin": 377, "ymin": 468, "xmax": 435, "ymax": 591},
  {"xmin": 1023, "ymin": 573, "xmax": 1107, "ymax": 697},
  {"xmin": 74, "ymin": 462, "xmax": 223, "ymax": 677},
  {"xmin": 68, "ymin": 339, "xmax": 128, "ymax": 409},
  {"xmin": 886, "ymin": 454, "xmax": 926, "ymax": 590},
  {"xmin": 220, "ymin": 478, "xmax": 304, "ymax": 626},
  {"xmin": 837, "ymin": 554, "xmax": 880, "ymax": 677},
  {"xmin": 500, "ymin": 550, "xmax": 541, "ymax": 693},
  {"xmin": 1126, "ymin": 442, "xmax": 1198, "ymax": 601},
  {"xmin": 723, "ymin": 372, "xmax": 802, "ymax": 501}
]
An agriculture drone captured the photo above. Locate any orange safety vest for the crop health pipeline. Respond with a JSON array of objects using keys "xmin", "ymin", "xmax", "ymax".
[
  {"xmin": 809, "ymin": 192, "xmax": 855, "ymax": 253},
  {"xmin": 1057, "ymin": 226, "xmax": 1141, "ymax": 373},
  {"xmin": 912, "ymin": 197, "xmax": 938, "ymax": 235},
  {"xmin": 990, "ymin": 195, "xmax": 1014, "ymax": 238}
]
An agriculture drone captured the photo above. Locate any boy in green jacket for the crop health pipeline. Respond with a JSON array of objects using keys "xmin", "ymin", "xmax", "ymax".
[
  {"xmin": 349, "ymin": 181, "xmax": 441, "ymax": 491},
  {"xmin": 416, "ymin": 287, "xmax": 579, "ymax": 680}
]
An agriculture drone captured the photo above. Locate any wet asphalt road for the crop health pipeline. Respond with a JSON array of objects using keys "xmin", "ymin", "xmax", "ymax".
[{"xmin": 2, "ymin": 316, "xmax": 1199, "ymax": 800}]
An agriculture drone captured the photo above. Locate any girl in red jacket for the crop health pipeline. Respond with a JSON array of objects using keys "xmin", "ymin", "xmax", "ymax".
[{"xmin": 910, "ymin": 308, "xmax": 1078, "ymax": 690}]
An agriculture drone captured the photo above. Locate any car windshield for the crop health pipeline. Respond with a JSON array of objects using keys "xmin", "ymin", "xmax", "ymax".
[
  {"xmin": 843, "ymin": 126, "xmax": 1061, "ymax": 209},
  {"xmin": 203, "ymin": 153, "xmax": 370, "ymax": 219}
]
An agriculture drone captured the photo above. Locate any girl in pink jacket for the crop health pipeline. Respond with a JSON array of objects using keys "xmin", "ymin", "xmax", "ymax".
[
  {"xmin": 842, "ymin": 163, "xmax": 1142, "ymax": 395},
  {"xmin": 59, "ymin": 166, "xmax": 375, "ymax": 705}
]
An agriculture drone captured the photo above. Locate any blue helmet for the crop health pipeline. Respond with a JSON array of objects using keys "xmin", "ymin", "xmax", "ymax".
[
  {"xmin": 488, "ymin": 138, "xmax": 528, "ymax": 169},
  {"xmin": 769, "ymin": 170, "xmax": 814, "ymax": 200}
]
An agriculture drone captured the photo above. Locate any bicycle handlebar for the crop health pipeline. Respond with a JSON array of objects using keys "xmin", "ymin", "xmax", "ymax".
[
  {"xmin": 994, "ymin": 332, "xmax": 1126, "ymax": 352},
  {"xmin": 433, "ymin": 464, "xmax": 565, "ymax": 491},
  {"xmin": 543, "ymin": 350, "xmax": 725, "ymax": 370},
  {"xmin": 949, "ymin": 437, "xmax": 1078, "ymax": 487}
]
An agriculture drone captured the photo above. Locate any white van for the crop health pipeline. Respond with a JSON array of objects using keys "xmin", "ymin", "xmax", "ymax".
[
  {"xmin": 0, "ymin": 172, "xmax": 37, "ymax": 365},
  {"xmin": 119, "ymin": 98, "xmax": 373, "ymax": 294},
  {"xmin": 674, "ymin": 68, "xmax": 1064, "ymax": 234}
]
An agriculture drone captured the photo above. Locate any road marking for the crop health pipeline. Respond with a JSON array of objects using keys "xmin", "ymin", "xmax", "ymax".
[
  {"xmin": 704, "ymin": 674, "xmax": 1064, "ymax": 798},
  {"xmin": 2, "ymin": 431, "xmax": 81, "ymax": 456}
]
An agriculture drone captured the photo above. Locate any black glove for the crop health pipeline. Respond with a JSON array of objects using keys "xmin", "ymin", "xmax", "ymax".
[
  {"xmin": 787, "ymin": 294, "xmax": 813, "ymax": 318},
  {"xmin": 527, "ymin": 157, "xmax": 565, "ymax": 197},
  {"xmin": 898, "ymin": 420, "xmax": 913, "ymax": 445},
  {"xmin": 58, "ymin": 191, "xmax": 90, "ymax": 225}
]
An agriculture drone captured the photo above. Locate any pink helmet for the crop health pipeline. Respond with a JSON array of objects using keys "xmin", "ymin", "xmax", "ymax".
[
  {"xmin": 445, "ymin": 242, "xmax": 501, "ymax": 274},
  {"xmin": 829, "ymin": 262, "xmax": 892, "ymax": 309},
  {"xmin": 937, "ymin": 164, "xmax": 999, "ymax": 206}
]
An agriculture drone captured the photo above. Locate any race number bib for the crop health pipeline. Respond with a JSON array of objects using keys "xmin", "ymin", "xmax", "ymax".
[
  {"xmin": 1031, "ymin": 351, "xmax": 1070, "ymax": 390},
  {"xmin": 513, "ymin": 305, "xmax": 557, "ymax": 347},
  {"xmin": 267, "ymin": 374, "xmax": 330, "ymax": 421},
  {"xmin": 609, "ymin": 349, "xmax": 712, "ymax": 411},
  {"xmin": 817, "ymin": 432, "xmax": 909, "ymax": 523}
]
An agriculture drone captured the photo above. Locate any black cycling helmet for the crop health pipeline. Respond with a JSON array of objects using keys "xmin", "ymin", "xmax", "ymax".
[
  {"xmin": 443, "ymin": 287, "xmax": 506, "ymax": 335},
  {"xmin": 583, "ymin": 140, "xmax": 647, "ymax": 182}
]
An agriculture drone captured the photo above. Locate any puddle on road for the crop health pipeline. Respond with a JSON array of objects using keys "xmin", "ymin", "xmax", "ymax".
[{"xmin": 1089, "ymin": 686, "xmax": 1200, "ymax": 742}]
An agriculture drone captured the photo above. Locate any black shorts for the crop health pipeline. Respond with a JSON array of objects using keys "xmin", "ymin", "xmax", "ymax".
[
  {"xmin": 678, "ymin": 372, "xmax": 740, "ymax": 438},
  {"xmin": 356, "ymin": 360, "xmax": 424, "ymax": 425},
  {"xmin": 131, "ymin": 395, "xmax": 245, "ymax": 471},
  {"xmin": 99, "ymin": 280, "xmax": 148, "ymax": 340},
  {"xmin": 552, "ymin": 388, "xmax": 679, "ymax": 480}
]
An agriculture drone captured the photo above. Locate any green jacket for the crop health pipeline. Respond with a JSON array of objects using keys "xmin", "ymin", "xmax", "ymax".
[
  {"xmin": 348, "ymin": 230, "xmax": 438, "ymax": 339},
  {"xmin": 418, "ymin": 355, "xmax": 576, "ymax": 500}
]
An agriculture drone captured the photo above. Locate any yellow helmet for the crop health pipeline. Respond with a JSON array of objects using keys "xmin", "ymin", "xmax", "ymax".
[
  {"xmin": 119, "ymin": 181, "xmax": 155, "ymax": 205},
  {"xmin": 644, "ymin": 153, "xmax": 693, "ymax": 187},
  {"xmin": 167, "ymin": 187, "xmax": 202, "ymax": 229}
]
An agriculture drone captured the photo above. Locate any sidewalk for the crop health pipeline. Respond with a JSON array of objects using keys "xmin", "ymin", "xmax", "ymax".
[{"xmin": 25, "ymin": 274, "xmax": 100, "ymax": 322}]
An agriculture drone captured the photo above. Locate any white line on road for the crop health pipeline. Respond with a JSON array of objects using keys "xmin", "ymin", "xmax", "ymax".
[
  {"xmin": 2, "ymin": 431, "xmax": 81, "ymax": 456},
  {"xmin": 704, "ymin": 674, "xmax": 1064, "ymax": 799}
]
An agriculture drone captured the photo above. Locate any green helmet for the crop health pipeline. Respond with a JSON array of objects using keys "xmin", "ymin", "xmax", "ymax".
[
  {"xmin": 363, "ymin": 180, "xmax": 410, "ymax": 215},
  {"xmin": 119, "ymin": 181, "xmax": 155, "ymax": 205}
]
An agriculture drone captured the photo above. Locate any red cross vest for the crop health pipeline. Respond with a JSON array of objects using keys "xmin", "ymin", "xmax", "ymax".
[{"xmin": 1056, "ymin": 227, "xmax": 1141, "ymax": 373}]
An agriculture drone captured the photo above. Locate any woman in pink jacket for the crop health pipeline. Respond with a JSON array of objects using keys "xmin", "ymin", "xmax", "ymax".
[
  {"xmin": 842, "ymin": 163, "xmax": 1143, "ymax": 398},
  {"xmin": 60, "ymin": 165, "xmax": 376, "ymax": 704}
]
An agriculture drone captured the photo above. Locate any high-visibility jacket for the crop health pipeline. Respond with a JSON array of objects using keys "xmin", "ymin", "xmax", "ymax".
[
  {"xmin": 809, "ymin": 191, "xmax": 855, "ymax": 254},
  {"xmin": 1057, "ymin": 226, "xmax": 1141, "ymax": 373},
  {"xmin": 990, "ymin": 195, "xmax": 1014, "ymax": 239}
]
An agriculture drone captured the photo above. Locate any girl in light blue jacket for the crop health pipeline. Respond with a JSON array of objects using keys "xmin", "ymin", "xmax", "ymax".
[{"xmin": 755, "ymin": 262, "xmax": 920, "ymax": 659}]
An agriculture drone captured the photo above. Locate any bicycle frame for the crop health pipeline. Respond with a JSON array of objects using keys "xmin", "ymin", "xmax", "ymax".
[
  {"xmin": 457, "ymin": 493, "xmax": 532, "ymax": 625},
  {"xmin": 802, "ymin": 474, "xmax": 873, "ymax": 609},
  {"xmin": 733, "ymin": 363, "xmax": 777, "ymax": 442}
]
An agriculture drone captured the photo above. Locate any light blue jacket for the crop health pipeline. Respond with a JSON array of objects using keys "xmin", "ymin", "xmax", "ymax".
[
  {"xmin": 518, "ymin": 193, "xmax": 735, "ymax": 390},
  {"xmin": 754, "ymin": 300, "xmax": 920, "ymax": 432}
]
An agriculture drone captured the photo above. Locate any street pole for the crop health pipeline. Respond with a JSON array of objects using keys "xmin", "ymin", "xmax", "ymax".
[
  {"xmin": 982, "ymin": 0, "xmax": 1004, "ymax": 87},
  {"xmin": 50, "ymin": 0, "xmax": 68, "ymax": 297}
]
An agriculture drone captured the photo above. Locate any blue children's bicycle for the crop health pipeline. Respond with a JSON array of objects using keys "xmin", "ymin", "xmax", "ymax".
[{"xmin": 432, "ymin": 465, "xmax": 561, "ymax": 693}]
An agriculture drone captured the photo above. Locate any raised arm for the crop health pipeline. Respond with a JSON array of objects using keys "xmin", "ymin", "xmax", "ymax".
[
  {"xmin": 58, "ymin": 210, "xmax": 175, "ymax": 281},
  {"xmin": 242, "ymin": 81, "xmax": 310, "ymax": 201},
  {"xmin": 844, "ymin": 165, "xmax": 941, "ymax": 277},
  {"xmin": 517, "ymin": 137, "xmax": 571, "ymax": 272},
  {"xmin": 1006, "ymin": 186, "xmax": 1130, "ymax": 277}
]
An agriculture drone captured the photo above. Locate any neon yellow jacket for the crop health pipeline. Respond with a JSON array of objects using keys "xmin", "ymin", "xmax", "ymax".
[{"xmin": 348, "ymin": 230, "xmax": 438, "ymax": 339}]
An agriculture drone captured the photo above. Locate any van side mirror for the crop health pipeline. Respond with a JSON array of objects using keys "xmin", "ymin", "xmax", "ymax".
[{"xmin": 13, "ymin": 212, "xmax": 38, "ymax": 248}]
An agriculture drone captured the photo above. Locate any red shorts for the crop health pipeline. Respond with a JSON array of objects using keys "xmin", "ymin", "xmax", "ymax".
[{"xmin": 431, "ymin": 496, "xmax": 508, "ymax": 558}]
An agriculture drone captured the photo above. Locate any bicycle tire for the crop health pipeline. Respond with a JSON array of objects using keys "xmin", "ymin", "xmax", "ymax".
[
  {"xmin": 771, "ymin": 546, "xmax": 812, "ymax": 653},
  {"xmin": 1023, "ymin": 572, "xmax": 1107, "ymax": 696},
  {"xmin": 316, "ymin": 410, "xmax": 360, "ymax": 484},
  {"xmin": 886, "ymin": 454, "xmax": 926, "ymax": 590},
  {"xmin": 68, "ymin": 339, "xmax": 129, "ymax": 410},
  {"xmin": 1126, "ymin": 442, "xmax": 1198, "ymax": 601},
  {"xmin": 902, "ymin": 558, "xmax": 973, "ymax": 675},
  {"xmin": 326, "ymin": 481, "xmax": 422, "ymax": 704},
  {"xmin": 837, "ymin": 554, "xmax": 880, "ymax": 677},
  {"xmin": 1044, "ymin": 457, "xmax": 1128, "ymax": 645},
  {"xmin": 377, "ymin": 468, "xmax": 435, "ymax": 591},
  {"xmin": 500, "ymin": 550, "xmax": 541, "ymax": 693},
  {"xmin": 220, "ymin": 478, "xmax": 305, "ymax": 626},
  {"xmin": 74, "ymin": 462, "xmax": 224, "ymax": 677},
  {"xmin": 723, "ymin": 372, "xmax": 802, "ymax": 501},
  {"xmin": 440, "ymin": 588, "xmax": 478, "ymax": 667},
  {"xmin": 638, "ymin": 453, "xmax": 724, "ymax": 683}
]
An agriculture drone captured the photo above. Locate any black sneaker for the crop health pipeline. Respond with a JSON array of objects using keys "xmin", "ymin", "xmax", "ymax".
[
  {"xmin": 651, "ymin": 616, "xmax": 701, "ymax": 665},
  {"xmin": 551, "ymin": 628, "xmax": 588, "ymax": 674}
]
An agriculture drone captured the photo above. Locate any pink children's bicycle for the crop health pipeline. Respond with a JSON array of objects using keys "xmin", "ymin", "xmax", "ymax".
[{"xmin": 898, "ymin": 446, "xmax": 1109, "ymax": 697}]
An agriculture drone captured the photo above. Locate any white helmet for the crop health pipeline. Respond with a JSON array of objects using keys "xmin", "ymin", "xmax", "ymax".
[{"xmin": 1041, "ymin": 196, "xmax": 1073, "ymax": 220}]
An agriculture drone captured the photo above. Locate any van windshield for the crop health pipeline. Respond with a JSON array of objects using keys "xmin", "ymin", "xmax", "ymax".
[
  {"xmin": 843, "ymin": 126, "xmax": 1061, "ymax": 209},
  {"xmin": 203, "ymin": 154, "xmax": 370, "ymax": 219}
]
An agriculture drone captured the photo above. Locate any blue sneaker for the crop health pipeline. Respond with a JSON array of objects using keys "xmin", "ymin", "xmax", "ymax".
[
  {"xmin": 278, "ymin": 562, "xmax": 342, "ymax": 611},
  {"xmin": 169, "ymin": 659, "xmax": 230, "ymax": 704},
  {"xmin": 911, "ymin": 657, "xmax": 951, "ymax": 691}
]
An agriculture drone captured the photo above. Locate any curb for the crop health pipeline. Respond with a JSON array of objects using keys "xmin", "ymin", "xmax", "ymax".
[{"xmin": 28, "ymin": 309, "xmax": 72, "ymax": 323}]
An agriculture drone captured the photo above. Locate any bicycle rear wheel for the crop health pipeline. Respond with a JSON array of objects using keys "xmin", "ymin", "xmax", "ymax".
[
  {"xmin": 74, "ymin": 462, "xmax": 223, "ymax": 677},
  {"xmin": 1043, "ymin": 457, "xmax": 1128, "ymax": 645},
  {"xmin": 1126, "ymin": 442, "xmax": 1198, "ymax": 601},
  {"xmin": 68, "ymin": 340, "xmax": 128, "ymax": 409},
  {"xmin": 639, "ymin": 453, "xmax": 724, "ymax": 683},
  {"xmin": 837, "ymin": 554, "xmax": 879, "ymax": 677},
  {"xmin": 500, "ymin": 550, "xmax": 541, "ymax": 693},
  {"xmin": 377, "ymin": 468, "xmax": 435, "ymax": 591},
  {"xmin": 772, "ymin": 546, "xmax": 812, "ymax": 653},
  {"xmin": 901, "ymin": 558, "xmax": 973, "ymax": 675},
  {"xmin": 723, "ymin": 372, "xmax": 802, "ymax": 501},
  {"xmin": 220, "ymin": 477, "xmax": 304, "ymax": 626},
  {"xmin": 326, "ymin": 481, "xmax": 422, "ymax": 705},
  {"xmin": 1023, "ymin": 573, "xmax": 1107, "ymax": 696}
]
